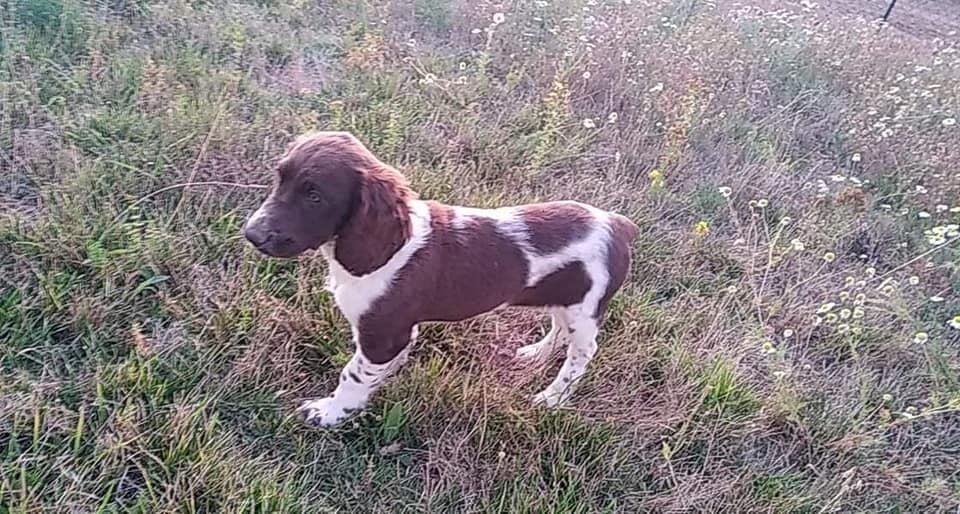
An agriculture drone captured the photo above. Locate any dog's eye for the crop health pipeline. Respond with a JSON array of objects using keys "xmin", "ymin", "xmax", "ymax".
[{"xmin": 306, "ymin": 187, "xmax": 322, "ymax": 203}]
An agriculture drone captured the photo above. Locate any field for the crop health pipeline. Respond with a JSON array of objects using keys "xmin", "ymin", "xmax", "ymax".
[{"xmin": 3, "ymin": 0, "xmax": 960, "ymax": 511}]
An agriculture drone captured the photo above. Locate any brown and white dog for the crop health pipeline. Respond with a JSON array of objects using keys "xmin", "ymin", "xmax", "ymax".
[{"xmin": 243, "ymin": 131, "xmax": 638, "ymax": 426}]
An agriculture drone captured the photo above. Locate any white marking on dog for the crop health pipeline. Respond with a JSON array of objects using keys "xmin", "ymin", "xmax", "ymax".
[{"xmin": 320, "ymin": 200, "xmax": 431, "ymax": 326}]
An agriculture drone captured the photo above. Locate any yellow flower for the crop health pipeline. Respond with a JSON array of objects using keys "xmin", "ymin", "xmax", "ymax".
[
  {"xmin": 648, "ymin": 169, "xmax": 664, "ymax": 193},
  {"xmin": 949, "ymin": 315, "xmax": 960, "ymax": 330},
  {"xmin": 693, "ymin": 220, "xmax": 710, "ymax": 238},
  {"xmin": 823, "ymin": 252, "xmax": 836, "ymax": 263},
  {"xmin": 913, "ymin": 332, "xmax": 929, "ymax": 344}
]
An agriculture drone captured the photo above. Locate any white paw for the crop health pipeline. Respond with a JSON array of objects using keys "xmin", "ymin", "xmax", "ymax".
[
  {"xmin": 296, "ymin": 397, "xmax": 353, "ymax": 427},
  {"xmin": 515, "ymin": 343, "xmax": 548, "ymax": 361},
  {"xmin": 531, "ymin": 388, "xmax": 568, "ymax": 408}
]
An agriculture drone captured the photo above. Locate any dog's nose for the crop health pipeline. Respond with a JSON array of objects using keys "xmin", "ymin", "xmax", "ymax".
[{"xmin": 244, "ymin": 224, "xmax": 270, "ymax": 247}]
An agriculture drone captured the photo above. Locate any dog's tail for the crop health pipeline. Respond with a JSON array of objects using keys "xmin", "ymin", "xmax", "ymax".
[{"xmin": 609, "ymin": 213, "xmax": 640, "ymax": 243}]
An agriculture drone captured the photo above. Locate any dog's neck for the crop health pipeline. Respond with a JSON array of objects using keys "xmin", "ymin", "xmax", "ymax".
[{"xmin": 321, "ymin": 200, "xmax": 430, "ymax": 281}]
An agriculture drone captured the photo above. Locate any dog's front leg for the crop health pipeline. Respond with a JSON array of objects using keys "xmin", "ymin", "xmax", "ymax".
[{"xmin": 298, "ymin": 326, "xmax": 416, "ymax": 427}]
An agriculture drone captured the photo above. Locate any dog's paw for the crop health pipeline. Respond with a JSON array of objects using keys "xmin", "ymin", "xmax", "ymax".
[
  {"xmin": 514, "ymin": 342, "xmax": 548, "ymax": 362},
  {"xmin": 531, "ymin": 389, "xmax": 568, "ymax": 408},
  {"xmin": 296, "ymin": 398, "xmax": 352, "ymax": 427}
]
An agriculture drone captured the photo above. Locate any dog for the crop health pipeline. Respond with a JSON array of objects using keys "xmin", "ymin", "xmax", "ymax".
[{"xmin": 243, "ymin": 131, "xmax": 638, "ymax": 426}]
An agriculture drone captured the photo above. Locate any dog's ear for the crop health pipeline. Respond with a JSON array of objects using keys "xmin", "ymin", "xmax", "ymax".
[{"xmin": 334, "ymin": 167, "xmax": 413, "ymax": 276}]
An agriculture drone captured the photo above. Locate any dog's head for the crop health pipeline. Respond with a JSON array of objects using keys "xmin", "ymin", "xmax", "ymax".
[{"xmin": 243, "ymin": 132, "xmax": 413, "ymax": 264}]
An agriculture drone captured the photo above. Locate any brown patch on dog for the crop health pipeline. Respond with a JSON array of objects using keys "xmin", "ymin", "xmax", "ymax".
[
  {"xmin": 354, "ymin": 204, "xmax": 638, "ymax": 364},
  {"xmin": 334, "ymin": 163, "xmax": 414, "ymax": 276},
  {"xmin": 519, "ymin": 202, "xmax": 595, "ymax": 254},
  {"xmin": 357, "ymin": 202, "xmax": 532, "ymax": 363},
  {"xmin": 511, "ymin": 261, "xmax": 592, "ymax": 307},
  {"xmin": 595, "ymin": 213, "xmax": 639, "ymax": 318}
]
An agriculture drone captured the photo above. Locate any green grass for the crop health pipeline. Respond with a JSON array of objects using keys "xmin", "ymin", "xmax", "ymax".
[{"xmin": 3, "ymin": 0, "xmax": 960, "ymax": 511}]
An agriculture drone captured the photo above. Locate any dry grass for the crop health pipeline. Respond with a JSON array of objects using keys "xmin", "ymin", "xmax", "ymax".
[{"xmin": 2, "ymin": 0, "xmax": 960, "ymax": 511}]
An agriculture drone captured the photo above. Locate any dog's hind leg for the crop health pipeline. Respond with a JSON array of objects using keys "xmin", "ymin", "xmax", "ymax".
[
  {"xmin": 531, "ymin": 310, "xmax": 598, "ymax": 407},
  {"xmin": 515, "ymin": 312, "xmax": 568, "ymax": 362}
]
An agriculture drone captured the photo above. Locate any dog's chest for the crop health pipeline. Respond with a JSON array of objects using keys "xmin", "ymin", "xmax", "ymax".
[
  {"xmin": 325, "ymin": 272, "xmax": 375, "ymax": 326},
  {"xmin": 319, "ymin": 202, "xmax": 431, "ymax": 327},
  {"xmin": 322, "ymin": 249, "xmax": 399, "ymax": 327}
]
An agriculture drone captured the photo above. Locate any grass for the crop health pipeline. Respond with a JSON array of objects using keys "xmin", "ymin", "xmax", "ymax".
[{"xmin": 3, "ymin": 0, "xmax": 960, "ymax": 511}]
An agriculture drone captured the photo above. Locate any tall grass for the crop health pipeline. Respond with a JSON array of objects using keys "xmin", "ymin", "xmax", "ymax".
[{"xmin": 2, "ymin": 0, "xmax": 959, "ymax": 511}]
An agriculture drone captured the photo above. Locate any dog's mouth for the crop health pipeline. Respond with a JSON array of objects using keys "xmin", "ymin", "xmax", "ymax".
[
  {"xmin": 243, "ymin": 227, "xmax": 304, "ymax": 258},
  {"xmin": 253, "ymin": 242, "xmax": 300, "ymax": 258}
]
